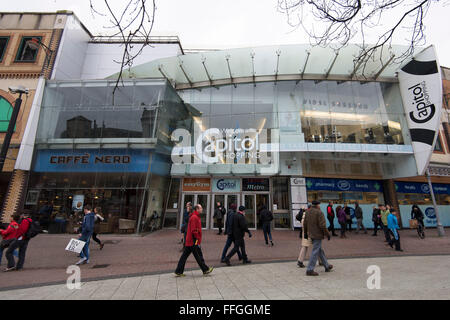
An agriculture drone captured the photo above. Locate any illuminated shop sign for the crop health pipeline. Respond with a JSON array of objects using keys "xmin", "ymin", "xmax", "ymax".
[
  {"xmin": 242, "ymin": 178, "xmax": 270, "ymax": 192},
  {"xmin": 395, "ymin": 181, "xmax": 449, "ymax": 194},
  {"xmin": 306, "ymin": 178, "xmax": 383, "ymax": 193},
  {"xmin": 33, "ymin": 149, "xmax": 151, "ymax": 172},
  {"xmin": 212, "ymin": 178, "xmax": 241, "ymax": 193},
  {"xmin": 171, "ymin": 128, "xmax": 275, "ymax": 165}
]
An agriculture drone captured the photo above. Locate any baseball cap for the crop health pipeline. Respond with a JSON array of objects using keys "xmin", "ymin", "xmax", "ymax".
[{"xmin": 238, "ymin": 206, "xmax": 246, "ymax": 211}]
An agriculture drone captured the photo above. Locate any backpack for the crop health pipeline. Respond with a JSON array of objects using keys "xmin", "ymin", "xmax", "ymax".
[{"xmin": 25, "ymin": 218, "xmax": 41, "ymax": 239}]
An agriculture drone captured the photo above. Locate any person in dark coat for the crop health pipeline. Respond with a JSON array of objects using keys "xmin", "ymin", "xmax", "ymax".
[
  {"xmin": 214, "ymin": 202, "xmax": 226, "ymax": 235},
  {"xmin": 326, "ymin": 201, "xmax": 338, "ymax": 236},
  {"xmin": 259, "ymin": 205, "xmax": 274, "ymax": 246},
  {"xmin": 344, "ymin": 204, "xmax": 352, "ymax": 232},
  {"xmin": 180, "ymin": 202, "xmax": 192, "ymax": 251},
  {"xmin": 372, "ymin": 205, "xmax": 382, "ymax": 236},
  {"xmin": 220, "ymin": 203, "xmax": 242, "ymax": 263},
  {"xmin": 411, "ymin": 204, "xmax": 424, "ymax": 229},
  {"xmin": 354, "ymin": 202, "xmax": 367, "ymax": 234},
  {"xmin": 223, "ymin": 206, "xmax": 252, "ymax": 266}
]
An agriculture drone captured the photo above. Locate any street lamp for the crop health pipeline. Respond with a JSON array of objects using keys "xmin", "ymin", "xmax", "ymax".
[
  {"xmin": 25, "ymin": 38, "xmax": 54, "ymax": 76},
  {"xmin": 0, "ymin": 85, "xmax": 29, "ymax": 172}
]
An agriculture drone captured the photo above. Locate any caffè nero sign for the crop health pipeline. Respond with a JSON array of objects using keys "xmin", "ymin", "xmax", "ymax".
[{"xmin": 171, "ymin": 127, "xmax": 275, "ymax": 164}]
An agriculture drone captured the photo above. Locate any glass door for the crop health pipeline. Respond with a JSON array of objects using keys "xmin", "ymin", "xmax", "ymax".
[
  {"xmin": 243, "ymin": 194, "xmax": 256, "ymax": 229},
  {"xmin": 196, "ymin": 194, "xmax": 210, "ymax": 229},
  {"xmin": 181, "ymin": 194, "xmax": 210, "ymax": 229},
  {"xmin": 211, "ymin": 194, "xmax": 225, "ymax": 229},
  {"xmin": 256, "ymin": 194, "xmax": 270, "ymax": 229}
]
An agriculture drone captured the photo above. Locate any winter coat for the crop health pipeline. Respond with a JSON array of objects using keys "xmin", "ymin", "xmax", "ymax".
[
  {"xmin": 259, "ymin": 209, "xmax": 273, "ymax": 224},
  {"xmin": 80, "ymin": 212, "xmax": 95, "ymax": 241},
  {"xmin": 326, "ymin": 205, "xmax": 335, "ymax": 219},
  {"xmin": 185, "ymin": 211, "xmax": 202, "ymax": 246},
  {"xmin": 1, "ymin": 221, "xmax": 19, "ymax": 240},
  {"xmin": 232, "ymin": 212, "xmax": 250, "ymax": 240},
  {"xmin": 372, "ymin": 208, "xmax": 381, "ymax": 223},
  {"xmin": 225, "ymin": 209, "xmax": 236, "ymax": 235},
  {"xmin": 300, "ymin": 212, "xmax": 313, "ymax": 247},
  {"xmin": 337, "ymin": 208, "xmax": 347, "ymax": 224},
  {"xmin": 214, "ymin": 206, "xmax": 226, "ymax": 220},
  {"xmin": 303, "ymin": 207, "xmax": 329, "ymax": 240}
]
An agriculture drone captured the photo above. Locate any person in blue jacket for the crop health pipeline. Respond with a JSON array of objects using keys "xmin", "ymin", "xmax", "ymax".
[
  {"xmin": 387, "ymin": 209, "xmax": 403, "ymax": 252},
  {"xmin": 76, "ymin": 204, "xmax": 95, "ymax": 265}
]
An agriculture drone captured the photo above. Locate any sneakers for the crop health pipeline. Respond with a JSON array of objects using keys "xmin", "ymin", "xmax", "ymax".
[
  {"xmin": 203, "ymin": 267, "xmax": 214, "ymax": 275},
  {"xmin": 75, "ymin": 257, "xmax": 88, "ymax": 265},
  {"xmin": 306, "ymin": 270, "xmax": 319, "ymax": 276},
  {"xmin": 325, "ymin": 265, "xmax": 333, "ymax": 272},
  {"xmin": 174, "ymin": 273, "xmax": 185, "ymax": 277},
  {"xmin": 297, "ymin": 261, "xmax": 305, "ymax": 268},
  {"xmin": 3, "ymin": 267, "xmax": 16, "ymax": 272},
  {"xmin": 270, "ymin": 241, "xmax": 274, "ymax": 246}
]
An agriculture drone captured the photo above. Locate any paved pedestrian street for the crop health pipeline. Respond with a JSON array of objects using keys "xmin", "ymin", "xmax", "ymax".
[{"xmin": 0, "ymin": 255, "xmax": 449, "ymax": 300}]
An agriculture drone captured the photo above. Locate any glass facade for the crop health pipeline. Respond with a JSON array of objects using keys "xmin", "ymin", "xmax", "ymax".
[{"xmin": 28, "ymin": 80, "xmax": 188, "ymax": 234}]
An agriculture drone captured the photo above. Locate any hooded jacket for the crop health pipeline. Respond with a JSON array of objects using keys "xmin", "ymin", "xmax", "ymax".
[
  {"xmin": 1, "ymin": 221, "xmax": 19, "ymax": 240},
  {"xmin": 185, "ymin": 211, "xmax": 202, "ymax": 246}
]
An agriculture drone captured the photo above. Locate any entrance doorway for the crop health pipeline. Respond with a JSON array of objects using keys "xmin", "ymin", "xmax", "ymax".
[
  {"xmin": 181, "ymin": 193, "xmax": 210, "ymax": 229},
  {"xmin": 211, "ymin": 194, "xmax": 240, "ymax": 230},
  {"xmin": 243, "ymin": 193, "xmax": 270, "ymax": 230}
]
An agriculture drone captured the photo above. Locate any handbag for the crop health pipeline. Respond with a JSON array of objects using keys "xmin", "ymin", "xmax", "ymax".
[{"xmin": 409, "ymin": 219, "xmax": 418, "ymax": 229}]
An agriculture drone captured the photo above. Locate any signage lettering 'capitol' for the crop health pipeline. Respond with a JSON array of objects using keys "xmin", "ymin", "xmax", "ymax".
[
  {"xmin": 216, "ymin": 179, "xmax": 236, "ymax": 191},
  {"xmin": 408, "ymin": 82, "xmax": 435, "ymax": 124}
]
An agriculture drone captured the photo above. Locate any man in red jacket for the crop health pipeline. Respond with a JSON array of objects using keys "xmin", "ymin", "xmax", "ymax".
[
  {"xmin": 1, "ymin": 214, "xmax": 20, "ymax": 272},
  {"xmin": 5, "ymin": 210, "xmax": 33, "ymax": 271},
  {"xmin": 175, "ymin": 204, "xmax": 213, "ymax": 277}
]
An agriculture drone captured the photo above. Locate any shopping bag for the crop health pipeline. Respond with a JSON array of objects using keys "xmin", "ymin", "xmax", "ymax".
[
  {"xmin": 65, "ymin": 238, "xmax": 86, "ymax": 254},
  {"xmin": 409, "ymin": 219, "xmax": 418, "ymax": 229}
]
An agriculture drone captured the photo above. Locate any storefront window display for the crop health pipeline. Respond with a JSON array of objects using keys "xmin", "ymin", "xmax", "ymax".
[
  {"xmin": 306, "ymin": 178, "xmax": 385, "ymax": 229},
  {"xmin": 272, "ymin": 177, "xmax": 290, "ymax": 229}
]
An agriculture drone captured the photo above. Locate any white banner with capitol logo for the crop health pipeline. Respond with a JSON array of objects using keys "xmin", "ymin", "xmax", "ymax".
[{"xmin": 398, "ymin": 45, "xmax": 442, "ymax": 176}]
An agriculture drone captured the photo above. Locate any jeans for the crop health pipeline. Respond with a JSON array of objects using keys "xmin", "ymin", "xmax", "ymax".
[
  {"xmin": 339, "ymin": 222, "xmax": 346, "ymax": 237},
  {"xmin": 382, "ymin": 224, "xmax": 391, "ymax": 242},
  {"xmin": 356, "ymin": 219, "xmax": 366, "ymax": 233},
  {"xmin": 221, "ymin": 235, "xmax": 242, "ymax": 261},
  {"xmin": 79, "ymin": 235, "xmax": 91, "ymax": 261},
  {"xmin": 327, "ymin": 217, "xmax": 336, "ymax": 234},
  {"xmin": 262, "ymin": 222, "xmax": 272, "ymax": 243},
  {"xmin": 0, "ymin": 247, "xmax": 18, "ymax": 265},
  {"xmin": 226, "ymin": 238, "xmax": 248, "ymax": 262},
  {"xmin": 389, "ymin": 230, "xmax": 401, "ymax": 250},
  {"xmin": 307, "ymin": 239, "xmax": 330, "ymax": 272},
  {"xmin": 6, "ymin": 239, "xmax": 29, "ymax": 269},
  {"xmin": 175, "ymin": 245, "xmax": 209, "ymax": 274}
]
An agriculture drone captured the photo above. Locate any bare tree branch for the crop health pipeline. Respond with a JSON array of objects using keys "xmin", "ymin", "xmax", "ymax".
[
  {"xmin": 278, "ymin": 0, "xmax": 447, "ymax": 78},
  {"xmin": 89, "ymin": 0, "xmax": 157, "ymax": 102}
]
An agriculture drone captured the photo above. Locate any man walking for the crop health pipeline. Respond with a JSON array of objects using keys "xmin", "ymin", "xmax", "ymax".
[
  {"xmin": 372, "ymin": 205, "xmax": 382, "ymax": 236},
  {"xmin": 175, "ymin": 204, "xmax": 213, "ymax": 277},
  {"xmin": 387, "ymin": 209, "xmax": 403, "ymax": 252},
  {"xmin": 354, "ymin": 202, "xmax": 367, "ymax": 234},
  {"xmin": 5, "ymin": 210, "xmax": 33, "ymax": 271},
  {"xmin": 326, "ymin": 201, "xmax": 338, "ymax": 236},
  {"xmin": 303, "ymin": 200, "xmax": 333, "ymax": 276},
  {"xmin": 221, "ymin": 204, "xmax": 242, "ymax": 262},
  {"xmin": 380, "ymin": 205, "xmax": 392, "ymax": 243},
  {"xmin": 76, "ymin": 204, "xmax": 95, "ymax": 265},
  {"xmin": 214, "ymin": 202, "xmax": 226, "ymax": 235},
  {"xmin": 223, "ymin": 206, "xmax": 252, "ymax": 266},
  {"xmin": 259, "ymin": 205, "xmax": 274, "ymax": 246}
]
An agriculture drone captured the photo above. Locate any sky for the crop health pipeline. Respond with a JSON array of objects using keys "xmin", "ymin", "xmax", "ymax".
[{"xmin": 2, "ymin": 0, "xmax": 450, "ymax": 66}]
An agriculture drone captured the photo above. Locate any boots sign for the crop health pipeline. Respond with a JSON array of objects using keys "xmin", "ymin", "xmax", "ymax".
[{"xmin": 398, "ymin": 45, "xmax": 442, "ymax": 176}]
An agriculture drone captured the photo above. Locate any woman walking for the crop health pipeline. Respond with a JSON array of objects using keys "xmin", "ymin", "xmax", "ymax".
[
  {"xmin": 297, "ymin": 209, "xmax": 323, "ymax": 268},
  {"xmin": 336, "ymin": 205, "xmax": 347, "ymax": 238},
  {"xmin": 92, "ymin": 207, "xmax": 104, "ymax": 250}
]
